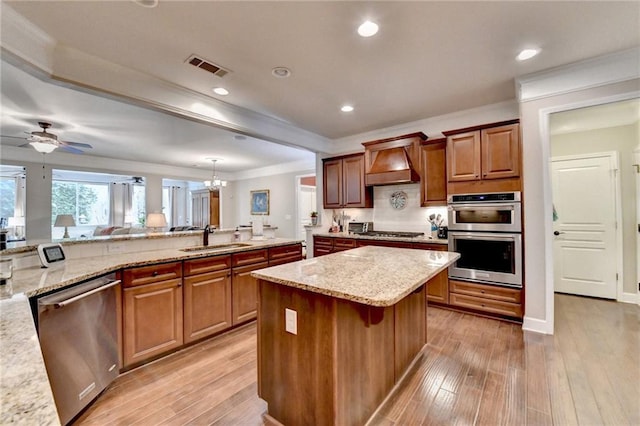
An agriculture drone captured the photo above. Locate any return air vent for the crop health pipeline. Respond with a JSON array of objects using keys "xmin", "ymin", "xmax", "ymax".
[{"xmin": 186, "ymin": 55, "xmax": 230, "ymax": 78}]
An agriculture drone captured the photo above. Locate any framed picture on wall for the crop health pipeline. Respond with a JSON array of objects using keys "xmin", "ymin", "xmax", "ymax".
[{"xmin": 250, "ymin": 189, "xmax": 270, "ymax": 215}]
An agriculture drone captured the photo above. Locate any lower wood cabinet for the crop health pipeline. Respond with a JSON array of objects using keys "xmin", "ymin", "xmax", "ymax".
[
  {"xmin": 123, "ymin": 278, "xmax": 184, "ymax": 367},
  {"xmin": 449, "ymin": 279, "xmax": 522, "ymax": 319},
  {"xmin": 183, "ymin": 269, "xmax": 232, "ymax": 343},
  {"xmin": 232, "ymin": 261, "xmax": 269, "ymax": 325},
  {"xmin": 121, "ymin": 245, "xmax": 303, "ymax": 369},
  {"xmin": 313, "ymin": 236, "xmax": 334, "ymax": 257},
  {"xmin": 183, "ymin": 255, "xmax": 233, "ymax": 344}
]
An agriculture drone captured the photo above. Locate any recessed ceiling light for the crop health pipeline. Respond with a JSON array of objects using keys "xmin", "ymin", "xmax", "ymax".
[
  {"xmin": 341, "ymin": 105, "xmax": 354, "ymax": 113},
  {"xmin": 358, "ymin": 20, "xmax": 379, "ymax": 37},
  {"xmin": 132, "ymin": 0, "xmax": 158, "ymax": 8},
  {"xmin": 272, "ymin": 67, "xmax": 292, "ymax": 78},
  {"xmin": 213, "ymin": 87, "xmax": 229, "ymax": 96},
  {"xmin": 516, "ymin": 48, "xmax": 540, "ymax": 61}
]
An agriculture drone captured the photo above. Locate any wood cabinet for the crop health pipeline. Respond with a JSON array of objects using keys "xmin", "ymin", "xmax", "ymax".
[
  {"xmin": 412, "ymin": 244, "xmax": 449, "ymax": 304},
  {"xmin": 419, "ymin": 138, "xmax": 447, "ymax": 206},
  {"xmin": 323, "ymin": 154, "xmax": 373, "ymax": 208},
  {"xmin": 122, "ymin": 261, "xmax": 183, "ymax": 367},
  {"xmin": 183, "ymin": 255, "xmax": 232, "ymax": 344},
  {"xmin": 362, "ymin": 133, "xmax": 424, "ymax": 186},
  {"xmin": 191, "ymin": 188, "xmax": 220, "ymax": 228},
  {"xmin": 313, "ymin": 236, "xmax": 334, "ymax": 257},
  {"xmin": 232, "ymin": 261, "xmax": 268, "ymax": 325},
  {"xmin": 231, "ymin": 249, "xmax": 269, "ymax": 325},
  {"xmin": 269, "ymin": 243, "xmax": 303, "ymax": 266},
  {"xmin": 449, "ymin": 279, "xmax": 522, "ymax": 319},
  {"xmin": 445, "ymin": 120, "xmax": 521, "ymax": 193}
]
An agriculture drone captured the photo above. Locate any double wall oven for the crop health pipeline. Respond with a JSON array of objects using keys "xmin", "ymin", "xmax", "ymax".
[{"xmin": 447, "ymin": 192, "xmax": 522, "ymax": 288}]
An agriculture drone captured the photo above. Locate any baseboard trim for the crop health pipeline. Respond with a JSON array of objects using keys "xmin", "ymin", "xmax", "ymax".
[
  {"xmin": 522, "ymin": 316, "xmax": 553, "ymax": 335},
  {"xmin": 620, "ymin": 291, "xmax": 639, "ymax": 304}
]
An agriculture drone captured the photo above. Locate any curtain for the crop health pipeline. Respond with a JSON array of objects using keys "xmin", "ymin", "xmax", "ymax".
[
  {"xmin": 14, "ymin": 176, "xmax": 25, "ymax": 217},
  {"xmin": 109, "ymin": 182, "xmax": 133, "ymax": 227},
  {"xmin": 169, "ymin": 186, "xmax": 185, "ymax": 227}
]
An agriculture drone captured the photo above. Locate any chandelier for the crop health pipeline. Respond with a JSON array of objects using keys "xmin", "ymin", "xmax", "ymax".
[{"xmin": 204, "ymin": 158, "xmax": 227, "ymax": 191}]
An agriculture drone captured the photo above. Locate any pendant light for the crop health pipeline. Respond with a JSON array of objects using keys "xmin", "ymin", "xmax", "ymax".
[{"xmin": 204, "ymin": 158, "xmax": 227, "ymax": 190}]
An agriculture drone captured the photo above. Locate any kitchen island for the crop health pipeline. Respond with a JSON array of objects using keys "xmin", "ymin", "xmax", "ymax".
[
  {"xmin": 0, "ymin": 237, "xmax": 300, "ymax": 425},
  {"xmin": 252, "ymin": 246, "xmax": 459, "ymax": 426}
]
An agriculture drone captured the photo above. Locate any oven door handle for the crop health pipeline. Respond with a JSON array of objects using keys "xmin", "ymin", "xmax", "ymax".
[
  {"xmin": 449, "ymin": 232, "xmax": 520, "ymax": 242},
  {"xmin": 449, "ymin": 204, "xmax": 515, "ymax": 211}
]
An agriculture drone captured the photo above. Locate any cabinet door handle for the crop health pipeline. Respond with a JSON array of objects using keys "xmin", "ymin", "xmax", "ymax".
[{"xmin": 152, "ymin": 271, "xmax": 158, "ymax": 276}]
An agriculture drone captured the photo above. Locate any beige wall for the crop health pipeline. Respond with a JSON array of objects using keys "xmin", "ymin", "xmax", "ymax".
[
  {"xmin": 551, "ymin": 122, "xmax": 638, "ymax": 295},
  {"xmin": 232, "ymin": 169, "xmax": 315, "ymax": 238},
  {"xmin": 520, "ymin": 78, "xmax": 640, "ymax": 331}
]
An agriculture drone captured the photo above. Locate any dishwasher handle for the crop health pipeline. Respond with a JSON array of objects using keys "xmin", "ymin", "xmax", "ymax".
[{"xmin": 47, "ymin": 280, "xmax": 121, "ymax": 309}]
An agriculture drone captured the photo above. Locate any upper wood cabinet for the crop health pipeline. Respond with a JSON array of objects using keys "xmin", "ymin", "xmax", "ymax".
[
  {"xmin": 445, "ymin": 121, "xmax": 520, "ymax": 182},
  {"xmin": 323, "ymin": 153, "xmax": 373, "ymax": 209},
  {"xmin": 419, "ymin": 138, "xmax": 447, "ymax": 206}
]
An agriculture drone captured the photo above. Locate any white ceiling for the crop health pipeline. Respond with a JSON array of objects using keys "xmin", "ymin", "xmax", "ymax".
[{"xmin": 1, "ymin": 1, "xmax": 639, "ymax": 171}]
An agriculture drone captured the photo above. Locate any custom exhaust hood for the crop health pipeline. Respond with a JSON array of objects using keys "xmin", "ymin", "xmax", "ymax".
[{"xmin": 362, "ymin": 132, "xmax": 427, "ymax": 186}]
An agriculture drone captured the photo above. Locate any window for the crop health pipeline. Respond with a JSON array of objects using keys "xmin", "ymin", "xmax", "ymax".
[
  {"xmin": 0, "ymin": 165, "xmax": 26, "ymax": 240},
  {"xmin": 52, "ymin": 181, "xmax": 109, "ymax": 238},
  {"xmin": 162, "ymin": 179, "xmax": 204, "ymax": 228},
  {"xmin": 51, "ymin": 170, "xmax": 147, "ymax": 238}
]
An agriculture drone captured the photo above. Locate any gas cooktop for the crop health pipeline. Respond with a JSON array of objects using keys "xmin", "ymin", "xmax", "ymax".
[{"xmin": 360, "ymin": 231, "xmax": 424, "ymax": 238}]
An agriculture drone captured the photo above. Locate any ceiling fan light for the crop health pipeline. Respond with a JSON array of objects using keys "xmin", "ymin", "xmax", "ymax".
[{"xmin": 29, "ymin": 141, "xmax": 57, "ymax": 153}]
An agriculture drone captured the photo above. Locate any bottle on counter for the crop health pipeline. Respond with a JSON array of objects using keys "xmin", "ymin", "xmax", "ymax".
[{"xmin": 234, "ymin": 227, "xmax": 241, "ymax": 241}]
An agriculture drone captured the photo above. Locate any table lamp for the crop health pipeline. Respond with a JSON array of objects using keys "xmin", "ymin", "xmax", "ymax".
[
  {"xmin": 54, "ymin": 214, "xmax": 76, "ymax": 239},
  {"xmin": 146, "ymin": 213, "xmax": 167, "ymax": 232}
]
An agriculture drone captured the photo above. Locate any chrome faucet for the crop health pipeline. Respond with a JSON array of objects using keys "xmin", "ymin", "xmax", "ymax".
[{"xmin": 203, "ymin": 224, "xmax": 211, "ymax": 246}]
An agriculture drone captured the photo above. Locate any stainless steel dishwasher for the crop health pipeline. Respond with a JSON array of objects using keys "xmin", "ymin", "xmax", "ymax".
[{"xmin": 37, "ymin": 273, "xmax": 120, "ymax": 425}]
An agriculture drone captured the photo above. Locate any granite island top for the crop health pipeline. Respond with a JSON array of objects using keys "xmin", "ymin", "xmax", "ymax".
[
  {"xmin": 0, "ymin": 237, "xmax": 300, "ymax": 425},
  {"xmin": 252, "ymin": 245, "xmax": 460, "ymax": 307}
]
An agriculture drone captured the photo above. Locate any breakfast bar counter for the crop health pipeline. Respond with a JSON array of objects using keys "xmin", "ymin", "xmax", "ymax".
[{"xmin": 252, "ymin": 246, "xmax": 459, "ymax": 426}]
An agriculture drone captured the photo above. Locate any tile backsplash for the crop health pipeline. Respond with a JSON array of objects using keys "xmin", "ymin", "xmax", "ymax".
[{"xmin": 331, "ymin": 183, "xmax": 448, "ymax": 235}]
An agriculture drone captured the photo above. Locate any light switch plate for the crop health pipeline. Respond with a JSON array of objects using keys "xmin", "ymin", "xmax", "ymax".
[{"xmin": 285, "ymin": 308, "xmax": 297, "ymax": 335}]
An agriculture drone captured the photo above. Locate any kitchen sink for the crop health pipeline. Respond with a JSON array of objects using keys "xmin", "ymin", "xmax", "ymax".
[{"xmin": 180, "ymin": 243, "xmax": 253, "ymax": 252}]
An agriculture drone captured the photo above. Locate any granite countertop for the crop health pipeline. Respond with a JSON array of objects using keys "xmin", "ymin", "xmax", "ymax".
[
  {"xmin": 0, "ymin": 237, "xmax": 300, "ymax": 425},
  {"xmin": 1, "ymin": 227, "xmax": 278, "ymax": 255},
  {"xmin": 252, "ymin": 245, "xmax": 460, "ymax": 307},
  {"xmin": 6, "ymin": 238, "xmax": 300, "ymax": 299},
  {"xmin": 313, "ymin": 232, "xmax": 449, "ymax": 245}
]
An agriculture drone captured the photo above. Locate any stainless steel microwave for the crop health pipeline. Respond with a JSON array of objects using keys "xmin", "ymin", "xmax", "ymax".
[{"xmin": 348, "ymin": 222, "xmax": 373, "ymax": 234}]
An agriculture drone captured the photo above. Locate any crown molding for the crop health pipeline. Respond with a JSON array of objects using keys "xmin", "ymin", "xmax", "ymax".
[{"xmin": 517, "ymin": 47, "xmax": 640, "ymax": 102}]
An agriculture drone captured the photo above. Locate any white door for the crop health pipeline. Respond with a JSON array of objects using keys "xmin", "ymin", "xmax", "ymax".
[
  {"xmin": 297, "ymin": 185, "xmax": 316, "ymax": 240},
  {"xmin": 551, "ymin": 152, "xmax": 619, "ymax": 299}
]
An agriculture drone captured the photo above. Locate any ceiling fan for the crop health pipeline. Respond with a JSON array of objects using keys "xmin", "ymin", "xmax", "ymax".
[{"xmin": 2, "ymin": 121, "xmax": 93, "ymax": 154}]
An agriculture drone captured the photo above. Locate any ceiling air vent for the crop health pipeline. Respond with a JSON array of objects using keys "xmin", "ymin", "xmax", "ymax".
[{"xmin": 186, "ymin": 55, "xmax": 230, "ymax": 78}]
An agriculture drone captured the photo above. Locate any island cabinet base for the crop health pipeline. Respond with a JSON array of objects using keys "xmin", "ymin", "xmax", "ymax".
[{"xmin": 257, "ymin": 279, "xmax": 427, "ymax": 426}]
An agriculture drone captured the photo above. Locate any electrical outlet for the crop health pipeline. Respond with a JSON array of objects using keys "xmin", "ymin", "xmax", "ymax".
[
  {"xmin": 108, "ymin": 244, "xmax": 123, "ymax": 253},
  {"xmin": 285, "ymin": 308, "xmax": 297, "ymax": 335}
]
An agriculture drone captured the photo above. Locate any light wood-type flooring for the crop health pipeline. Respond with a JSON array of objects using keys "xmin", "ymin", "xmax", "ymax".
[{"xmin": 75, "ymin": 294, "xmax": 639, "ymax": 425}]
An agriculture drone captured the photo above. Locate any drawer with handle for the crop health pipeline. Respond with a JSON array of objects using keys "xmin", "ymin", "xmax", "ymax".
[
  {"xmin": 450, "ymin": 279, "xmax": 521, "ymax": 303},
  {"xmin": 122, "ymin": 261, "xmax": 183, "ymax": 288}
]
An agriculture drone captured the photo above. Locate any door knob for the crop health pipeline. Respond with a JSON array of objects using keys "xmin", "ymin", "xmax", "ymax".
[{"xmin": 553, "ymin": 231, "xmax": 565, "ymax": 236}]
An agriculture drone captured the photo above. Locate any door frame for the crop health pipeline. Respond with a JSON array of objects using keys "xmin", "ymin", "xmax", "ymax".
[
  {"xmin": 294, "ymin": 173, "xmax": 316, "ymax": 241},
  {"xmin": 539, "ymin": 91, "xmax": 640, "ymax": 333},
  {"xmin": 550, "ymin": 151, "xmax": 624, "ymax": 300},
  {"xmin": 635, "ymin": 146, "xmax": 640, "ymax": 306}
]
